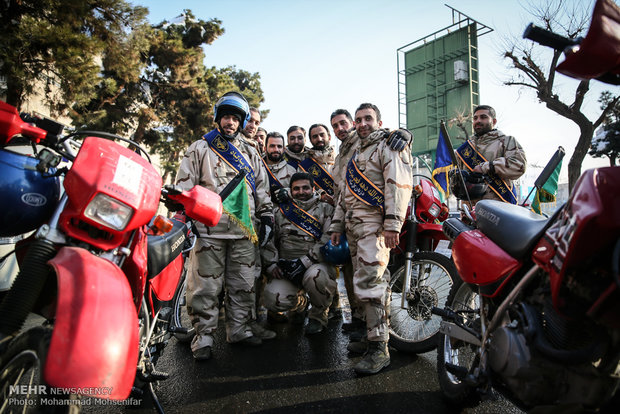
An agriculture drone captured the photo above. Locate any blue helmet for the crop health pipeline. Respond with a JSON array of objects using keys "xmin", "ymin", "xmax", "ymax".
[
  {"xmin": 0, "ymin": 149, "xmax": 61, "ymax": 237},
  {"xmin": 321, "ymin": 234, "xmax": 351, "ymax": 265},
  {"xmin": 213, "ymin": 91, "xmax": 251, "ymax": 129}
]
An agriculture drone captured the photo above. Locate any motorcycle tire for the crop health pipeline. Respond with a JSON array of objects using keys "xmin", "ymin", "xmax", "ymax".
[
  {"xmin": 171, "ymin": 271, "xmax": 195, "ymax": 343},
  {"xmin": 0, "ymin": 326, "xmax": 73, "ymax": 412},
  {"xmin": 436, "ymin": 278, "xmax": 481, "ymax": 406},
  {"xmin": 389, "ymin": 251, "xmax": 457, "ymax": 354}
]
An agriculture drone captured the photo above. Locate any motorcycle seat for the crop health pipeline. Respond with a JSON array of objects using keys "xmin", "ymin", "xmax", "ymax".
[
  {"xmin": 475, "ymin": 200, "xmax": 549, "ymax": 260},
  {"xmin": 147, "ymin": 218, "xmax": 187, "ymax": 278}
]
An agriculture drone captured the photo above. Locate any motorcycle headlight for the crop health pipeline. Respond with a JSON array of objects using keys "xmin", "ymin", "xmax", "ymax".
[
  {"xmin": 84, "ymin": 193, "xmax": 133, "ymax": 231},
  {"xmin": 428, "ymin": 203, "xmax": 441, "ymax": 218}
]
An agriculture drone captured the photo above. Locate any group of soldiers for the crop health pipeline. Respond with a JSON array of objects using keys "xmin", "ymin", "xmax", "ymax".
[{"xmin": 173, "ymin": 91, "xmax": 527, "ymax": 376}]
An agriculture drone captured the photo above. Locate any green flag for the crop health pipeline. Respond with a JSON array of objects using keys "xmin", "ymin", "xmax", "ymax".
[
  {"xmin": 531, "ymin": 160, "xmax": 562, "ymax": 215},
  {"xmin": 222, "ymin": 178, "xmax": 257, "ymax": 244}
]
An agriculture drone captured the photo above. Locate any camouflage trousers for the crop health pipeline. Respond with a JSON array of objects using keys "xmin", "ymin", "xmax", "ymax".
[
  {"xmin": 186, "ymin": 237, "xmax": 257, "ymax": 352},
  {"xmin": 263, "ymin": 263, "xmax": 337, "ymax": 326},
  {"xmin": 341, "ymin": 261, "xmax": 364, "ymax": 320},
  {"xmin": 345, "ymin": 220, "xmax": 391, "ymax": 341}
]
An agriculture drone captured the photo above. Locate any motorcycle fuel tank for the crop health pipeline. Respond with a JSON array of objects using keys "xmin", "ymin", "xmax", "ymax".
[{"xmin": 452, "ymin": 229, "xmax": 521, "ymax": 297}]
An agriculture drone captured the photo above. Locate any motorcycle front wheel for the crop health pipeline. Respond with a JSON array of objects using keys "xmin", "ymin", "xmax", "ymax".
[
  {"xmin": 171, "ymin": 271, "xmax": 195, "ymax": 343},
  {"xmin": 0, "ymin": 326, "xmax": 73, "ymax": 413},
  {"xmin": 389, "ymin": 251, "xmax": 457, "ymax": 353},
  {"xmin": 437, "ymin": 278, "xmax": 481, "ymax": 406}
]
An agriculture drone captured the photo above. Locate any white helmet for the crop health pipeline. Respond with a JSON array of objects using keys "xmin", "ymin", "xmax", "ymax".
[{"xmin": 263, "ymin": 279, "xmax": 300, "ymax": 312}]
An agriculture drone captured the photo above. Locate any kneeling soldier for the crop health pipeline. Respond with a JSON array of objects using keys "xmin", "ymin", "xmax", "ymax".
[{"xmin": 262, "ymin": 172, "xmax": 338, "ymax": 335}]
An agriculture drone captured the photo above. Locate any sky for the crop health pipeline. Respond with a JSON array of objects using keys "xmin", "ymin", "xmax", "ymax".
[{"xmin": 138, "ymin": 0, "xmax": 612, "ymax": 184}]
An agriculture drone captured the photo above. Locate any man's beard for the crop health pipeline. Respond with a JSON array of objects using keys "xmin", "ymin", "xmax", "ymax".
[
  {"xmin": 288, "ymin": 144, "xmax": 303, "ymax": 153},
  {"xmin": 293, "ymin": 193, "xmax": 311, "ymax": 201},
  {"xmin": 267, "ymin": 152, "xmax": 282, "ymax": 162}
]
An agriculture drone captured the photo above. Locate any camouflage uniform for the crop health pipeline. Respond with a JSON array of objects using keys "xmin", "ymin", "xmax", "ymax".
[
  {"xmin": 175, "ymin": 130, "xmax": 273, "ymax": 352},
  {"xmin": 329, "ymin": 129, "xmax": 413, "ymax": 342},
  {"xmin": 299, "ymin": 145, "xmax": 340, "ymax": 312},
  {"xmin": 253, "ymin": 157, "xmax": 297, "ymax": 315},
  {"xmin": 262, "ymin": 194, "xmax": 337, "ymax": 327},
  {"xmin": 283, "ymin": 147, "xmax": 308, "ymax": 169},
  {"xmin": 304, "ymin": 146, "xmax": 335, "ymax": 171},
  {"xmin": 331, "ymin": 131, "xmax": 363, "ymax": 321},
  {"xmin": 263, "ymin": 157, "xmax": 297, "ymax": 205},
  {"xmin": 457, "ymin": 129, "xmax": 527, "ymax": 201}
]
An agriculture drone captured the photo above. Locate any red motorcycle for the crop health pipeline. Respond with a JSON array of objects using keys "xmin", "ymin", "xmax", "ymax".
[
  {"xmin": 388, "ymin": 174, "xmax": 457, "ymax": 353},
  {"xmin": 0, "ymin": 101, "xmax": 222, "ymax": 411},
  {"xmin": 433, "ymin": 0, "xmax": 620, "ymax": 410}
]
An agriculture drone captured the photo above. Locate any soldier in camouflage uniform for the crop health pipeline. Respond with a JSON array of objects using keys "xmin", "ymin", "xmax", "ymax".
[
  {"xmin": 330, "ymin": 109, "xmax": 413, "ymax": 338},
  {"xmin": 302, "ymin": 123, "xmax": 341, "ymax": 317},
  {"xmin": 255, "ymin": 127, "xmax": 267, "ymax": 155},
  {"xmin": 330, "ymin": 109, "xmax": 364, "ymax": 333},
  {"xmin": 175, "ymin": 92, "xmax": 274, "ymax": 361},
  {"xmin": 452, "ymin": 105, "xmax": 527, "ymax": 202},
  {"xmin": 284, "ymin": 126, "xmax": 308, "ymax": 169},
  {"xmin": 263, "ymin": 132, "xmax": 297, "ymax": 204},
  {"xmin": 262, "ymin": 172, "xmax": 337, "ymax": 335},
  {"xmin": 330, "ymin": 103, "xmax": 413, "ymax": 375}
]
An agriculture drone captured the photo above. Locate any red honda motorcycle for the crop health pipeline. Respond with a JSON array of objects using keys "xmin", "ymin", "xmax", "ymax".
[
  {"xmin": 433, "ymin": 0, "xmax": 620, "ymax": 410},
  {"xmin": 0, "ymin": 102, "xmax": 222, "ymax": 411},
  {"xmin": 388, "ymin": 174, "xmax": 457, "ymax": 353}
]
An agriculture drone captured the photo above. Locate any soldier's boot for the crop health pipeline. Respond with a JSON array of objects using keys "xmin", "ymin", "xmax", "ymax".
[
  {"xmin": 250, "ymin": 320, "xmax": 276, "ymax": 340},
  {"xmin": 353, "ymin": 341, "xmax": 390, "ymax": 375},
  {"xmin": 346, "ymin": 337, "xmax": 368, "ymax": 354}
]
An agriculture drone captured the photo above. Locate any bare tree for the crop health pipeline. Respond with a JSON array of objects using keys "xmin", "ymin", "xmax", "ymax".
[{"xmin": 503, "ymin": 0, "xmax": 620, "ymax": 190}]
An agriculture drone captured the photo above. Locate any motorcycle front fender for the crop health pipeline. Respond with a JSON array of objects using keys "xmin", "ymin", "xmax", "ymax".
[{"xmin": 44, "ymin": 247, "xmax": 139, "ymax": 400}]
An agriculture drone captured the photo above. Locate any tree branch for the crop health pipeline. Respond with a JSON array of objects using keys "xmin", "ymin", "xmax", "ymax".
[
  {"xmin": 571, "ymin": 80, "xmax": 590, "ymax": 112},
  {"xmin": 504, "ymin": 81, "xmax": 538, "ymax": 90},
  {"xmin": 594, "ymin": 95, "xmax": 620, "ymax": 129}
]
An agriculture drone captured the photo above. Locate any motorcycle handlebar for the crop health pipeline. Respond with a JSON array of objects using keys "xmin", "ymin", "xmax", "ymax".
[{"xmin": 523, "ymin": 23, "xmax": 582, "ymax": 51}]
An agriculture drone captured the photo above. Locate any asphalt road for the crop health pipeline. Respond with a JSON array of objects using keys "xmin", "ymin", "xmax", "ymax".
[{"xmin": 76, "ymin": 277, "xmax": 522, "ymax": 414}]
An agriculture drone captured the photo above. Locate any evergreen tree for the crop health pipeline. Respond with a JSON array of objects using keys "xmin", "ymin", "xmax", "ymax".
[
  {"xmin": 589, "ymin": 91, "xmax": 620, "ymax": 166},
  {"xmin": 0, "ymin": 0, "xmax": 148, "ymax": 113}
]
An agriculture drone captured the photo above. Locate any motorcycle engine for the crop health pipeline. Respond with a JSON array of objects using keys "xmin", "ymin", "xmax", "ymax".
[{"xmin": 487, "ymin": 302, "xmax": 618, "ymax": 409}]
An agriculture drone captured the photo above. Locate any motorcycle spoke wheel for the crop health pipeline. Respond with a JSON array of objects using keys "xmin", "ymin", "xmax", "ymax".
[
  {"xmin": 0, "ymin": 327, "xmax": 72, "ymax": 413},
  {"xmin": 389, "ymin": 251, "xmax": 457, "ymax": 353},
  {"xmin": 172, "ymin": 271, "xmax": 195, "ymax": 343},
  {"xmin": 437, "ymin": 279, "xmax": 481, "ymax": 406}
]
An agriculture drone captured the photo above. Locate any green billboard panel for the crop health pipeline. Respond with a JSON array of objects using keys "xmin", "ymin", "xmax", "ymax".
[{"xmin": 398, "ymin": 9, "xmax": 491, "ymax": 168}]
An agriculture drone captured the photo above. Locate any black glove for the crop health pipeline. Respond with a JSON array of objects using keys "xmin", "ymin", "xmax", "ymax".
[
  {"xmin": 274, "ymin": 188, "xmax": 290, "ymax": 204},
  {"xmin": 258, "ymin": 215, "xmax": 274, "ymax": 248},
  {"xmin": 386, "ymin": 129, "xmax": 413, "ymax": 152},
  {"xmin": 164, "ymin": 198, "xmax": 183, "ymax": 212},
  {"xmin": 278, "ymin": 258, "xmax": 306, "ymax": 286}
]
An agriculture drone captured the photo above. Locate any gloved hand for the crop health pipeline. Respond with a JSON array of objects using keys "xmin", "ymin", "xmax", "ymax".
[
  {"xmin": 164, "ymin": 198, "xmax": 183, "ymax": 212},
  {"xmin": 258, "ymin": 215, "xmax": 274, "ymax": 248},
  {"xmin": 386, "ymin": 129, "xmax": 413, "ymax": 152},
  {"xmin": 278, "ymin": 258, "xmax": 306, "ymax": 286},
  {"xmin": 274, "ymin": 188, "xmax": 290, "ymax": 204}
]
